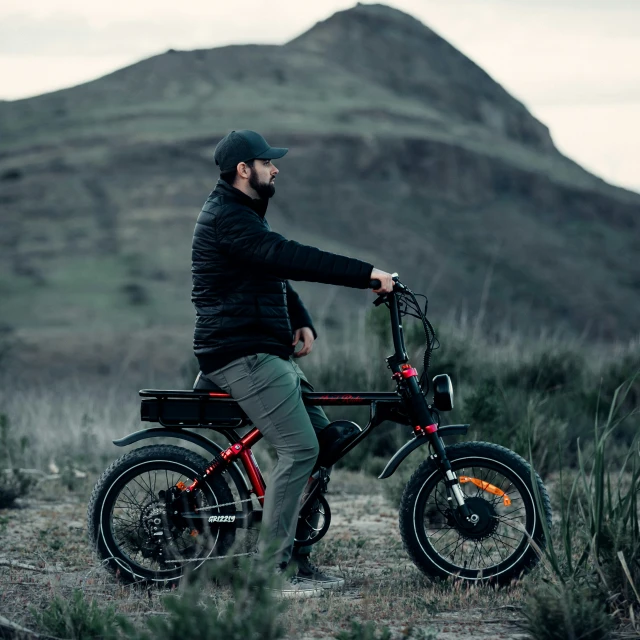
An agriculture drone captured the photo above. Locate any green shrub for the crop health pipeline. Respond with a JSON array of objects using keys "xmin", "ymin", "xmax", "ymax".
[
  {"xmin": 409, "ymin": 323, "xmax": 481, "ymax": 388},
  {"xmin": 133, "ymin": 553, "xmax": 287, "ymax": 640},
  {"xmin": 0, "ymin": 469, "xmax": 35, "ymax": 508},
  {"xmin": 335, "ymin": 621, "xmax": 437, "ymax": 640},
  {"xmin": 521, "ymin": 581, "xmax": 613, "ymax": 640},
  {"xmin": 526, "ymin": 377, "xmax": 640, "ymax": 630},
  {"xmin": 335, "ymin": 620, "xmax": 392, "ymax": 640},
  {"xmin": 33, "ymin": 589, "xmax": 122, "ymax": 640},
  {"xmin": 0, "ymin": 412, "xmax": 31, "ymax": 468},
  {"xmin": 34, "ymin": 554, "xmax": 289, "ymax": 640},
  {"xmin": 504, "ymin": 348, "xmax": 586, "ymax": 394}
]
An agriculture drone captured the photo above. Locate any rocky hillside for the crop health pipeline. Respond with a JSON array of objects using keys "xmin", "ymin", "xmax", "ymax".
[{"xmin": 0, "ymin": 2, "xmax": 638, "ymax": 376}]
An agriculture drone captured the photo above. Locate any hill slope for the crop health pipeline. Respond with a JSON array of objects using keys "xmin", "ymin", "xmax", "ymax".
[{"xmin": 0, "ymin": 2, "xmax": 638, "ymax": 373}]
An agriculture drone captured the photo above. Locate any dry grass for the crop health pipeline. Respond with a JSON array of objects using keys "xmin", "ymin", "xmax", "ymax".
[
  {"xmin": 0, "ymin": 321, "xmax": 638, "ymax": 638},
  {"xmin": 0, "ymin": 468, "xmax": 538, "ymax": 640}
]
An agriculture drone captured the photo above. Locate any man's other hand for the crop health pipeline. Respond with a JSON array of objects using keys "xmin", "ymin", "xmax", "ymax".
[{"xmin": 292, "ymin": 327, "xmax": 315, "ymax": 357}]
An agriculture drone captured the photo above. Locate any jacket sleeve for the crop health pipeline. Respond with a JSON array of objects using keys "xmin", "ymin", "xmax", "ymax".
[
  {"xmin": 286, "ymin": 281, "xmax": 318, "ymax": 339},
  {"xmin": 216, "ymin": 206, "xmax": 374, "ymax": 288}
]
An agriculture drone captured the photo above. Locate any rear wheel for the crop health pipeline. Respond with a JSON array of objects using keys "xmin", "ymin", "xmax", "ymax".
[
  {"xmin": 87, "ymin": 445, "xmax": 236, "ymax": 585},
  {"xmin": 399, "ymin": 442, "xmax": 551, "ymax": 585}
]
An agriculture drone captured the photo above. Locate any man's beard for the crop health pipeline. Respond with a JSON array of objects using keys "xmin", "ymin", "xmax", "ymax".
[{"xmin": 249, "ymin": 171, "xmax": 275, "ymax": 200}]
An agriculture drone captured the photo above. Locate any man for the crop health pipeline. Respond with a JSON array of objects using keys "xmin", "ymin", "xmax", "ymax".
[{"xmin": 191, "ymin": 130, "xmax": 394, "ymax": 597}]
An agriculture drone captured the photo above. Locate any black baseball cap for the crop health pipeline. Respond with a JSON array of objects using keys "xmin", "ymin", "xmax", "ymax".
[{"xmin": 214, "ymin": 130, "xmax": 288, "ymax": 172}]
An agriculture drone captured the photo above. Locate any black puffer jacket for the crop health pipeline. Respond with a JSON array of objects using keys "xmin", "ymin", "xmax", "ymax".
[{"xmin": 192, "ymin": 180, "xmax": 374, "ymax": 373}]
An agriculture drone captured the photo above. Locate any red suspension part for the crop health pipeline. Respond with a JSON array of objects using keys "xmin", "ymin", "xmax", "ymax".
[
  {"xmin": 187, "ymin": 427, "xmax": 264, "ymax": 493},
  {"xmin": 393, "ymin": 363, "xmax": 419, "ymax": 383},
  {"xmin": 414, "ymin": 423, "xmax": 438, "ymax": 435},
  {"xmin": 238, "ymin": 428, "xmax": 266, "ymax": 503},
  {"xmin": 240, "ymin": 449, "xmax": 266, "ymax": 504},
  {"xmin": 400, "ymin": 364, "xmax": 419, "ymax": 379}
]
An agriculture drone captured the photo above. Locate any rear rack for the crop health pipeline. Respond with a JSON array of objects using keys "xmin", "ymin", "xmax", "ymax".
[
  {"xmin": 138, "ymin": 389, "xmax": 410, "ymax": 429},
  {"xmin": 139, "ymin": 389, "xmax": 246, "ymax": 428}
]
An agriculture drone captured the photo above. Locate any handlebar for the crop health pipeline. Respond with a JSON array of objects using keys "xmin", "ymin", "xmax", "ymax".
[{"xmin": 369, "ymin": 275, "xmax": 406, "ymax": 294}]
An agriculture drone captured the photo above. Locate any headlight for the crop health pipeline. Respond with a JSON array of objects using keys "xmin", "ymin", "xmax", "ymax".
[{"xmin": 432, "ymin": 374, "xmax": 454, "ymax": 411}]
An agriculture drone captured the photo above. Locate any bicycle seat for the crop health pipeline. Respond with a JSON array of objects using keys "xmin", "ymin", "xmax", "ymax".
[{"xmin": 193, "ymin": 371, "xmax": 226, "ymax": 393}]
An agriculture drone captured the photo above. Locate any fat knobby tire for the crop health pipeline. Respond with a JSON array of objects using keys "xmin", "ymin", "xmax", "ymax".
[
  {"xmin": 87, "ymin": 444, "xmax": 235, "ymax": 585},
  {"xmin": 399, "ymin": 441, "xmax": 552, "ymax": 585}
]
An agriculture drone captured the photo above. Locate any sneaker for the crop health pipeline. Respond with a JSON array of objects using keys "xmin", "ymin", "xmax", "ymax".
[
  {"xmin": 271, "ymin": 573, "xmax": 324, "ymax": 599},
  {"xmin": 292, "ymin": 554, "xmax": 345, "ymax": 589},
  {"xmin": 270, "ymin": 565, "xmax": 323, "ymax": 598}
]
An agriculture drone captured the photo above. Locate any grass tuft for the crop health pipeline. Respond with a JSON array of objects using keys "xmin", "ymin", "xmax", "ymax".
[
  {"xmin": 138, "ymin": 554, "xmax": 287, "ymax": 640},
  {"xmin": 525, "ymin": 376, "xmax": 640, "ymax": 633},
  {"xmin": 335, "ymin": 620, "xmax": 392, "ymax": 640},
  {"xmin": 32, "ymin": 589, "xmax": 123, "ymax": 639},
  {"xmin": 520, "ymin": 580, "xmax": 613, "ymax": 640}
]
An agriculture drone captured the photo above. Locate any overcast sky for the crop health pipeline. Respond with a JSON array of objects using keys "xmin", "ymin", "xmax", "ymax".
[{"xmin": 1, "ymin": 0, "xmax": 638, "ymax": 192}]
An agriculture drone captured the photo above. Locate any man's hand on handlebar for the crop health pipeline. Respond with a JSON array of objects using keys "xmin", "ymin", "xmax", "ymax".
[{"xmin": 369, "ymin": 268, "xmax": 395, "ymax": 294}]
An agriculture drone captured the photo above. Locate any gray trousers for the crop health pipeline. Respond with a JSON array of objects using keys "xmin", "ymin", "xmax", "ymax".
[{"xmin": 203, "ymin": 353, "xmax": 330, "ymax": 566}]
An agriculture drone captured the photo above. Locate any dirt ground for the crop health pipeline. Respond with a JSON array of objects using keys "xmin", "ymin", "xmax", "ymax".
[{"xmin": 1, "ymin": 470, "xmax": 535, "ymax": 639}]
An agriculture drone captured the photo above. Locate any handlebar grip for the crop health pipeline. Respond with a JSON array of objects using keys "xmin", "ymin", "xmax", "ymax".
[{"xmin": 369, "ymin": 279, "xmax": 381, "ymax": 290}]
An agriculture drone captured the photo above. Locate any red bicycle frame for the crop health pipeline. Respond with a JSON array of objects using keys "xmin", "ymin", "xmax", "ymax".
[{"xmin": 182, "ymin": 389, "xmax": 417, "ymax": 505}]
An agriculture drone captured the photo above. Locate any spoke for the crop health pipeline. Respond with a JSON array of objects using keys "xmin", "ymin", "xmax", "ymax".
[
  {"xmin": 450, "ymin": 536, "xmax": 466, "ymax": 564},
  {"xmin": 439, "ymin": 532, "xmax": 464, "ymax": 557},
  {"xmin": 478, "ymin": 539, "xmax": 497, "ymax": 568},
  {"xmin": 113, "ymin": 521, "xmax": 139, "ymax": 536},
  {"xmin": 131, "ymin": 477, "xmax": 154, "ymax": 500},
  {"xmin": 121, "ymin": 485, "xmax": 146, "ymax": 508},
  {"xmin": 490, "ymin": 531, "xmax": 520, "ymax": 552},
  {"xmin": 498, "ymin": 506, "xmax": 527, "ymax": 519},
  {"xmin": 148, "ymin": 471, "xmax": 156, "ymax": 497},
  {"xmin": 436, "ymin": 534, "xmax": 461, "ymax": 555},
  {"xmin": 115, "ymin": 494, "xmax": 145, "ymax": 511},
  {"xmin": 499, "ymin": 519, "xmax": 530, "ymax": 536},
  {"xmin": 429, "ymin": 528, "xmax": 455, "ymax": 545},
  {"xmin": 113, "ymin": 514, "xmax": 139, "ymax": 528},
  {"xmin": 137, "ymin": 471, "xmax": 153, "ymax": 495},
  {"xmin": 466, "ymin": 540, "xmax": 479, "ymax": 569},
  {"xmin": 492, "ymin": 529, "xmax": 523, "ymax": 543}
]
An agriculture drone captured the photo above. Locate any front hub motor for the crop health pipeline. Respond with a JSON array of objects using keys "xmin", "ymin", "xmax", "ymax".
[{"xmin": 455, "ymin": 497, "xmax": 498, "ymax": 540}]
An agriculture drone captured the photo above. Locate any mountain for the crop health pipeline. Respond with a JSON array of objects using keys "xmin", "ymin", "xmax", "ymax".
[{"xmin": 0, "ymin": 3, "xmax": 638, "ymax": 376}]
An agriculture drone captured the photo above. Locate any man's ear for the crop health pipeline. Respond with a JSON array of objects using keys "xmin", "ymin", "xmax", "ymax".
[{"xmin": 237, "ymin": 161, "xmax": 251, "ymax": 179}]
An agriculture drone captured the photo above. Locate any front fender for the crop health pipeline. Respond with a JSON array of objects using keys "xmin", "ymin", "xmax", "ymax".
[
  {"xmin": 378, "ymin": 424, "xmax": 469, "ymax": 479},
  {"xmin": 113, "ymin": 428, "xmax": 251, "ymax": 499}
]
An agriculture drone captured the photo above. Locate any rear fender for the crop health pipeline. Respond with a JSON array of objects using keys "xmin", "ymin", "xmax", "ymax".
[
  {"xmin": 113, "ymin": 428, "xmax": 252, "ymax": 500},
  {"xmin": 378, "ymin": 424, "xmax": 469, "ymax": 479}
]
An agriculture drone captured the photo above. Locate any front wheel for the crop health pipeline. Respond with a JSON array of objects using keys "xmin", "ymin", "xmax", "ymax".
[{"xmin": 399, "ymin": 442, "xmax": 551, "ymax": 585}]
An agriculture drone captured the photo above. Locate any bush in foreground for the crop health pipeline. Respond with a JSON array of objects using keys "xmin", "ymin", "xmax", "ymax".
[
  {"xmin": 0, "ymin": 469, "xmax": 35, "ymax": 508},
  {"xmin": 134, "ymin": 554, "xmax": 287, "ymax": 640},
  {"xmin": 33, "ymin": 589, "xmax": 122, "ymax": 640},
  {"xmin": 33, "ymin": 554, "xmax": 288, "ymax": 640},
  {"xmin": 523, "ymin": 378, "xmax": 639, "ymax": 637},
  {"xmin": 521, "ymin": 581, "xmax": 612, "ymax": 640}
]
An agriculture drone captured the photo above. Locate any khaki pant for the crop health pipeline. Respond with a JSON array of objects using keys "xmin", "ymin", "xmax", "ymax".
[{"xmin": 203, "ymin": 353, "xmax": 330, "ymax": 566}]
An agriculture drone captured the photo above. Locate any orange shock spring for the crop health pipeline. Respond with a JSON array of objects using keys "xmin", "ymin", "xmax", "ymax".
[{"xmin": 459, "ymin": 476, "xmax": 512, "ymax": 506}]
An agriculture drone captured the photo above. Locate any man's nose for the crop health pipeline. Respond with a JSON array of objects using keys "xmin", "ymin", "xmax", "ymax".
[{"xmin": 271, "ymin": 164, "xmax": 279, "ymax": 175}]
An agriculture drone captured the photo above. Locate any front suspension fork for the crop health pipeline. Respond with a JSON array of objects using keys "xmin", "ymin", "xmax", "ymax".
[
  {"xmin": 428, "ymin": 432, "xmax": 477, "ymax": 523},
  {"xmin": 397, "ymin": 364, "xmax": 476, "ymax": 524}
]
